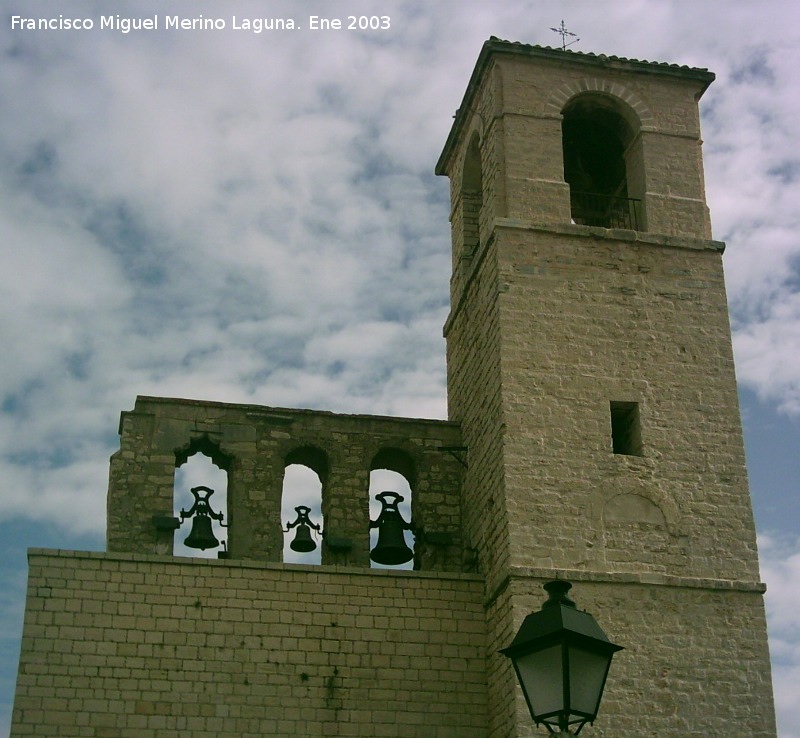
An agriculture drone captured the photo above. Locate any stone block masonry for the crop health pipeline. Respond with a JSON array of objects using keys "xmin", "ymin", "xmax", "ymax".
[{"xmin": 11, "ymin": 550, "xmax": 487, "ymax": 738}]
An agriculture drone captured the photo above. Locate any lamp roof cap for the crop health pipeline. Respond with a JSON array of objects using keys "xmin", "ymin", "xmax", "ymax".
[{"xmin": 500, "ymin": 580, "xmax": 623, "ymax": 657}]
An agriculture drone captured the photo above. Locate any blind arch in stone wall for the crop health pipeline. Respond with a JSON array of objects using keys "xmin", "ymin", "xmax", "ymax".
[{"xmin": 461, "ymin": 131, "xmax": 483, "ymax": 260}]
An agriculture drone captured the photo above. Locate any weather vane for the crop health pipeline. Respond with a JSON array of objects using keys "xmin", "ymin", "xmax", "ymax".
[{"xmin": 550, "ymin": 20, "xmax": 579, "ymax": 51}]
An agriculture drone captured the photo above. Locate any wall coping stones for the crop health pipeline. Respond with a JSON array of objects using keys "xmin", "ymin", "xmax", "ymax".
[{"xmin": 125, "ymin": 395, "xmax": 459, "ymax": 431}]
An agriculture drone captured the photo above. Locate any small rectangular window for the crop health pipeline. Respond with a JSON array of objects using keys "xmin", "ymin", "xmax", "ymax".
[{"xmin": 610, "ymin": 401, "xmax": 642, "ymax": 456}]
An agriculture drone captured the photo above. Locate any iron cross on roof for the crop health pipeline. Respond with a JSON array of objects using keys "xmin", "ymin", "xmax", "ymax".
[{"xmin": 550, "ymin": 20, "xmax": 579, "ymax": 51}]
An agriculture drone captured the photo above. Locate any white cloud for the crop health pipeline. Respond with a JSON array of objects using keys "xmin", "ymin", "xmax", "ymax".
[
  {"xmin": 734, "ymin": 293, "xmax": 800, "ymax": 414},
  {"xmin": 759, "ymin": 533, "xmax": 800, "ymax": 738}
]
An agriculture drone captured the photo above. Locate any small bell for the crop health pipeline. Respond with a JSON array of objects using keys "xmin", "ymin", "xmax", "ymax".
[
  {"xmin": 180, "ymin": 486, "xmax": 224, "ymax": 550},
  {"xmin": 370, "ymin": 491, "xmax": 414, "ymax": 565},
  {"xmin": 286, "ymin": 505, "xmax": 321, "ymax": 553}
]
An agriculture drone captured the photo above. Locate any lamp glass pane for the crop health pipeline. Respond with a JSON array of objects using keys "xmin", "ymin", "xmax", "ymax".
[
  {"xmin": 567, "ymin": 645, "xmax": 610, "ymax": 716},
  {"xmin": 516, "ymin": 645, "xmax": 563, "ymax": 717}
]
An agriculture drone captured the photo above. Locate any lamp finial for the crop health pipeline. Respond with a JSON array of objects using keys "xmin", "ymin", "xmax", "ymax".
[{"xmin": 542, "ymin": 580, "xmax": 576, "ymax": 609}]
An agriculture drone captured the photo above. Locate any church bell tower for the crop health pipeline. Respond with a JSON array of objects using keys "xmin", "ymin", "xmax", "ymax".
[{"xmin": 437, "ymin": 38, "xmax": 776, "ymax": 737}]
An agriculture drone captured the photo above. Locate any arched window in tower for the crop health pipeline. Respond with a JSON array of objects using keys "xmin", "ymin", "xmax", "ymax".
[
  {"xmin": 562, "ymin": 94, "xmax": 644, "ymax": 230},
  {"xmin": 281, "ymin": 447, "xmax": 326, "ymax": 564},
  {"xmin": 173, "ymin": 440, "xmax": 230, "ymax": 559},
  {"xmin": 368, "ymin": 449, "xmax": 416, "ymax": 570},
  {"xmin": 461, "ymin": 132, "xmax": 483, "ymax": 258}
]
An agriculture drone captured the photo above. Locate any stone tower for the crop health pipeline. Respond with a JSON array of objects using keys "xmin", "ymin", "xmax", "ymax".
[{"xmin": 436, "ymin": 39, "xmax": 776, "ymax": 736}]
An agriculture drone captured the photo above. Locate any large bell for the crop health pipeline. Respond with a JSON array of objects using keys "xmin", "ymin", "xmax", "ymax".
[
  {"xmin": 370, "ymin": 491, "xmax": 414, "ymax": 565},
  {"xmin": 184, "ymin": 514, "xmax": 220, "ymax": 550}
]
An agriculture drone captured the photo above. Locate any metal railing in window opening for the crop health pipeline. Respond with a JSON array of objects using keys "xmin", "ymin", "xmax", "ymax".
[{"xmin": 569, "ymin": 191, "xmax": 642, "ymax": 230}]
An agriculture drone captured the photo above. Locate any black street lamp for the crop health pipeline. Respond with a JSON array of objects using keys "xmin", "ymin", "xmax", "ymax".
[{"xmin": 500, "ymin": 580, "xmax": 623, "ymax": 735}]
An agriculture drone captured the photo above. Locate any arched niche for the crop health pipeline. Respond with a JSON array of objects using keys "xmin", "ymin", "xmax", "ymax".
[
  {"xmin": 461, "ymin": 131, "xmax": 483, "ymax": 259},
  {"xmin": 561, "ymin": 93, "xmax": 645, "ymax": 230},
  {"xmin": 281, "ymin": 446, "xmax": 328, "ymax": 564},
  {"xmin": 173, "ymin": 436, "xmax": 230, "ymax": 559},
  {"xmin": 368, "ymin": 448, "xmax": 416, "ymax": 569}
]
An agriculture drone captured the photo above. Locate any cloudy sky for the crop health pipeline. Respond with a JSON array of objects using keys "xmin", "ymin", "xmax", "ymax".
[{"xmin": 1, "ymin": 0, "xmax": 798, "ymax": 734}]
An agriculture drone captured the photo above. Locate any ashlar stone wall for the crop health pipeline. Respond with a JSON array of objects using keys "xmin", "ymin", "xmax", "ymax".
[
  {"xmin": 11, "ymin": 550, "xmax": 486, "ymax": 738},
  {"xmin": 494, "ymin": 223, "xmax": 760, "ymax": 582}
]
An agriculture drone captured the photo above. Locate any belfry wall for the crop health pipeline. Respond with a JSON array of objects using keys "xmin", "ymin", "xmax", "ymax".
[
  {"xmin": 11, "ymin": 39, "xmax": 777, "ymax": 738},
  {"xmin": 106, "ymin": 396, "xmax": 465, "ymax": 571}
]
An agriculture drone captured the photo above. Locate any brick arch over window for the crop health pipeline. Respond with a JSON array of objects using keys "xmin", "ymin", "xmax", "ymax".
[
  {"xmin": 542, "ymin": 78, "xmax": 654, "ymax": 129},
  {"xmin": 584, "ymin": 477, "xmax": 690, "ymax": 573},
  {"xmin": 587, "ymin": 477, "xmax": 684, "ymax": 537},
  {"xmin": 546, "ymin": 81, "xmax": 653, "ymax": 231}
]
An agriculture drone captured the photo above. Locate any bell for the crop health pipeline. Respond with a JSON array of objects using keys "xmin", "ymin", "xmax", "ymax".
[
  {"xmin": 285, "ymin": 505, "xmax": 320, "ymax": 553},
  {"xmin": 290, "ymin": 523, "xmax": 316, "ymax": 552},
  {"xmin": 180, "ymin": 486, "xmax": 224, "ymax": 551},
  {"xmin": 184, "ymin": 514, "xmax": 220, "ymax": 550},
  {"xmin": 370, "ymin": 491, "xmax": 414, "ymax": 565}
]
